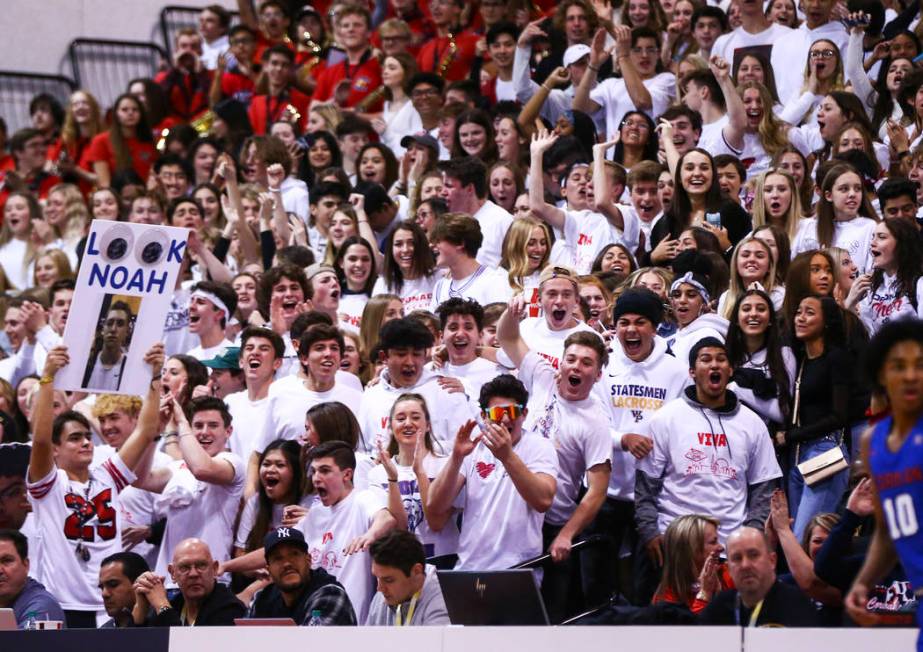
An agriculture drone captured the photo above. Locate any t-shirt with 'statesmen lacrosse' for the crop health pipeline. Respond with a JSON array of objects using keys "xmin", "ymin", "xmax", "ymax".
[
  {"xmin": 26, "ymin": 454, "xmax": 136, "ymax": 611},
  {"xmin": 518, "ymin": 352, "xmax": 612, "ymax": 526},
  {"xmin": 453, "ymin": 434, "xmax": 558, "ymax": 570},
  {"xmin": 298, "ymin": 489, "xmax": 387, "ymax": 624}
]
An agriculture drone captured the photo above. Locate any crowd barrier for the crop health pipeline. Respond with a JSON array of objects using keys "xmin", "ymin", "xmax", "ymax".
[{"xmin": 1, "ymin": 625, "xmax": 917, "ymax": 652}]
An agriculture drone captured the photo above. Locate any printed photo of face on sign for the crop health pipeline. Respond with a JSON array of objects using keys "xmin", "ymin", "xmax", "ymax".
[
  {"xmin": 80, "ymin": 294, "xmax": 143, "ymax": 392},
  {"xmin": 56, "ymin": 220, "xmax": 189, "ymax": 396}
]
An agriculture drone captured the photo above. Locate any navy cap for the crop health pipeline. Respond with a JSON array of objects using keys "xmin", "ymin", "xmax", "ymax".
[{"xmin": 263, "ymin": 526, "xmax": 309, "ymax": 556}]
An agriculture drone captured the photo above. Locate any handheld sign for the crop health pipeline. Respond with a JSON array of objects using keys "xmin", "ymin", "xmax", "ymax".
[{"xmin": 56, "ymin": 220, "xmax": 189, "ymax": 395}]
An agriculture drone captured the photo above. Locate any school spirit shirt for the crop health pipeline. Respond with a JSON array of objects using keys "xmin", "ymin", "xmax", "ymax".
[
  {"xmin": 372, "ymin": 275, "xmax": 438, "ymax": 314},
  {"xmin": 791, "ymin": 216, "xmax": 876, "ymax": 273},
  {"xmin": 859, "ymin": 274, "xmax": 923, "ymax": 336}
]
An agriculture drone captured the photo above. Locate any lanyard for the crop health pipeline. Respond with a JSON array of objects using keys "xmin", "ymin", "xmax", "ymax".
[
  {"xmin": 266, "ymin": 90, "xmax": 290, "ymax": 134},
  {"xmin": 343, "ymin": 49, "xmax": 371, "ymax": 82},
  {"xmin": 735, "ymin": 595, "xmax": 764, "ymax": 627},
  {"xmin": 395, "ymin": 591, "xmax": 420, "ymax": 626}
]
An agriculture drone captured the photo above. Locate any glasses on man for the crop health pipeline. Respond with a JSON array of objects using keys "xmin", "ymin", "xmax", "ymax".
[
  {"xmin": 174, "ymin": 560, "xmax": 212, "ymax": 575},
  {"xmin": 483, "ymin": 404, "xmax": 524, "ymax": 423}
]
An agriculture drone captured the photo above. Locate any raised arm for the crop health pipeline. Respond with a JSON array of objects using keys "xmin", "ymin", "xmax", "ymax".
[
  {"xmin": 572, "ymin": 28, "xmax": 607, "ymax": 115},
  {"xmin": 518, "ymin": 68, "xmax": 568, "ymax": 135},
  {"xmin": 349, "ymin": 194, "xmax": 386, "ymax": 270},
  {"xmin": 266, "ymin": 164, "xmax": 293, "ymax": 245},
  {"xmin": 496, "ymin": 295, "xmax": 531, "ymax": 369},
  {"xmin": 613, "ymin": 25, "xmax": 652, "ymax": 113},
  {"xmin": 174, "ymin": 398, "xmax": 237, "ymax": 484},
  {"xmin": 513, "ymin": 20, "xmax": 547, "ymax": 103},
  {"xmin": 117, "ymin": 343, "xmax": 166, "ymax": 471},
  {"xmin": 592, "ymin": 137, "xmax": 624, "ymax": 228},
  {"xmin": 426, "ymin": 421, "xmax": 475, "ymax": 531},
  {"xmin": 529, "ymin": 127, "xmax": 566, "ymax": 230},
  {"xmin": 377, "ymin": 443, "xmax": 409, "ymax": 531},
  {"xmin": 28, "ymin": 346, "xmax": 70, "ymax": 482},
  {"xmin": 236, "ymin": 0, "xmax": 259, "ymax": 31},
  {"xmin": 710, "ymin": 55, "xmax": 744, "ymax": 151}
]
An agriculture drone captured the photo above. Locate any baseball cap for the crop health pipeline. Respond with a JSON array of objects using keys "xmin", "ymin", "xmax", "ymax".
[
  {"xmin": 305, "ymin": 263, "xmax": 336, "ymax": 282},
  {"xmin": 264, "ymin": 526, "xmax": 309, "ymax": 556},
  {"xmin": 400, "ymin": 132, "xmax": 439, "ymax": 153},
  {"xmin": 538, "ymin": 264, "xmax": 579, "ymax": 288},
  {"xmin": 201, "ymin": 347, "xmax": 241, "ymax": 370},
  {"xmin": 563, "ymin": 44, "xmax": 591, "ymax": 68}
]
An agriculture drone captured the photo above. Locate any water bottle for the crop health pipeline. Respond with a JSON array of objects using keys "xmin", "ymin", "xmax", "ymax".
[{"xmin": 307, "ymin": 609, "xmax": 322, "ymax": 626}]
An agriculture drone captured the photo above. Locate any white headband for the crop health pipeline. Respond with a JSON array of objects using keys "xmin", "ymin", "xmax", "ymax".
[
  {"xmin": 190, "ymin": 289, "xmax": 230, "ymax": 322},
  {"xmin": 670, "ymin": 272, "xmax": 711, "ymax": 305}
]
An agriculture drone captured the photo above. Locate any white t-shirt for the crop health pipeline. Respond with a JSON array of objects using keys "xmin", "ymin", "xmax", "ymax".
[
  {"xmin": 603, "ymin": 337, "xmax": 689, "ymax": 500},
  {"xmin": 771, "ymin": 22, "xmax": 849, "ymax": 105},
  {"xmin": 0, "ymin": 238, "xmax": 33, "ymax": 291},
  {"xmin": 187, "ymin": 338, "xmax": 235, "ymax": 362},
  {"xmin": 791, "ymin": 216, "xmax": 876, "ymax": 272},
  {"xmin": 454, "ymin": 434, "xmax": 558, "ymax": 570},
  {"xmin": 473, "ymin": 200, "xmax": 514, "ymax": 269},
  {"xmin": 154, "ymin": 451, "xmax": 246, "ymax": 583},
  {"xmin": 638, "ymin": 394, "xmax": 782, "ymax": 542},
  {"xmin": 281, "ymin": 176, "xmax": 310, "ymax": 225},
  {"xmin": 235, "ymin": 493, "xmax": 315, "ymax": 550},
  {"xmin": 563, "ymin": 208, "xmax": 637, "ymax": 274},
  {"xmin": 86, "ymin": 353, "xmax": 128, "ymax": 392},
  {"xmin": 519, "ymin": 352, "xmax": 611, "ymax": 526},
  {"xmin": 118, "ymin": 450, "xmax": 172, "ymax": 567},
  {"xmin": 497, "ymin": 317, "xmax": 600, "ymax": 370},
  {"xmin": 357, "ymin": 369, "xmax": 476, "ymax": 454},
  {"xmin": 298, "ymin": 489, "xmax": 387, "ymax": 624},
  {"xmin": 859, "ymin": 274, "xmax": 923, "ymax": 336},
  {"xmin": 201, "ymin": 35, "xmax": 230, "ymax": 70},
  {"xmin": 589, "ymin": 72, "xmax": 675, "ymax": 141},
  {"xmin": 338, "ymin": 293, "xmax": 368, "ymax": 334},
  {"xmin": 258, "ymin": 374, "xmax": 363, "ymax": 454},
  {"xmin": 224, "ymin": 390, "xmax": 270, "ymax": 460},
  {"xmin": 427, "ymin": 357, "xmax": 502, "ymax": 399},
  {"xmin": 430, "ymin": 266, "xmax": 514, "ymax": 312},
  {"xmin": 711, "ymin": 23, "xmax": 793, "ymax": 68},
  {"xmin": 381, "ymin": 100, "xmax": 423, "ymax": 159},
  {"xmin": 26, "ymin": 455, "xmax": 136, "ymax": 610},
  {"xmin": 367, "ymin": 454, "xmax": 459, "ymax": 557},
  {"xmin": 372, "ymin": 274, "xmax": 438, "ymax": 314}
]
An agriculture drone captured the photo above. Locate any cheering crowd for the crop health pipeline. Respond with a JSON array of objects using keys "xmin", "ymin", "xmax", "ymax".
[{"xmin": 0, "ymin": 0, "xmax": 922, "ymax": 636}]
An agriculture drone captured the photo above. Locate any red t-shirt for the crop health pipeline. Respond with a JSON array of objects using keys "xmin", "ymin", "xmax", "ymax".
[
  {"xmin": 295, "ymin": 51, "xmax": 329, "ymax": 81},
  {"xmin": 220, "ymin": 70, "xmax": 256, "ymax": 105},
  {"xmin": 47, "ymin": 136, "xmax": 94, "ymax": 195},
  {"xmin": 311, "ymin": 53, "xmax": 382, "ymax": 109},
  {"xmin": 254, "ymin": 33, "xmax": 295, "ymax": 66},
  {"xmin": 416, "ymin": 31, "xmax": 479, "ymax": 82},
  {"xmin": 247, "ymin": 89, "xmax": 310, "ymax": 135},
  {"xmin": 86, "ymin": 132, "xmax": 157, "ymax": 182}
]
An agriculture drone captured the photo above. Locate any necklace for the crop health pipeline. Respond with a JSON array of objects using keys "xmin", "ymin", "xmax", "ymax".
[{"xmin": 448, "ymin": 265, "xmax": 485, "ymax": 298}]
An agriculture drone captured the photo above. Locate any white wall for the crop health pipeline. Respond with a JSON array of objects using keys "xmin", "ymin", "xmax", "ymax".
[{"xmin": 1, "ymin": 0, "xmax": 237, "ymax": 76}]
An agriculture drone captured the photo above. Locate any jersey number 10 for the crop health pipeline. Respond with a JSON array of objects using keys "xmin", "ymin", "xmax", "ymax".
[{"xmin": 883, "ymin": 493, "xmax": 919, "ymax": 540}]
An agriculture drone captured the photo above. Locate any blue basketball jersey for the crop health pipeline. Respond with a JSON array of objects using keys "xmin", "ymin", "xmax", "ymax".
[{"xmin": 869, "ymin": 416, "xmax": 923, "ymax": 593}]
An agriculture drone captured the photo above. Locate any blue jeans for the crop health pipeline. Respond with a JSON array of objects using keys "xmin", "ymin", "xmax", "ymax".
[{"xmin": 788, "ymin": 436, "xmax": 849, "ymax": 540}]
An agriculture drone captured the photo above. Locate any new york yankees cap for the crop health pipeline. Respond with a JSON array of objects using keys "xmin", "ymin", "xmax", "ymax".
[{"xmin": 263, "ymin": 526, "xmax": 309, "ymax": 556}]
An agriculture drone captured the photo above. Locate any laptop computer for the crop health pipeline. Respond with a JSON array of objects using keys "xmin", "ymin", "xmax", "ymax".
[
  {"xmin": 233, "ymin": 618, "xmax": 296, "ymax": 626},
  {"xmin": 437, "ymin": 569, "xmax": 550, "ymax": 625}
]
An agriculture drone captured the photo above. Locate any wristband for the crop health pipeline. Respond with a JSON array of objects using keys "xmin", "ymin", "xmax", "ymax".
[
  {"xmin": 388, "ymin": 478, "xmax": 398, "ymax": 483},
  {"xmin": 542, "ymin": 84, "xmax": 552, "ymax": 91},
  {"xmin": 268, "ymin": 186, "xmax": 281, "ymax": 193},
  {"xmin": 588, "ymin": 63, "xmax": 600, "ymax": 72},
  {"xmin": 39, "ymin": 375, "xmax": 54, "ymax": 385}
]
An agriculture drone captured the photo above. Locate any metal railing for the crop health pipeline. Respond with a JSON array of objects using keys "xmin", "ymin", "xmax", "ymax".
[
  {"xmin": 68, "ymin": 38, "xmax": 168, "ymax": 111},
  {"xmin": 159, "ymin": 5, "xmax": 240, "ymax": 59},
  {"xmin": 0, "ymin": 71, "xmax": 76, "ymax": 133}
]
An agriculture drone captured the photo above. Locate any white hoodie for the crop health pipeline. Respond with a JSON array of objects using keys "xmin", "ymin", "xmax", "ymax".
[
  {"xmin": 668, "ymin": 313, "xmax": 729, "ymax": 371},
  {"xmin": 603, "ymin": 336, "xmax": 689, "ymax": 500},
  {"xmin": 357, "ymin": 367, "xmax": 477, "ymax": 454}
]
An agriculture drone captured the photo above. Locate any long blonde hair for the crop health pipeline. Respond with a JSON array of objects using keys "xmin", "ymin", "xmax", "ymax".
[
  {"xmin": 721, "ymin": 236, "xmax": 777, "ymax": 319},
  {"xmin": 60, "ymin": 90, "xmax": 104, "ymax": 151},
  {"xmin": 739, "ymin": 81, "xmax": 789, "ymax": 158},
  {"xmin": 47, "ymin": 183, "xmax": 90, "ymax": 243},
  {"xmin": 750, "ymin": 170, "xmax": 802, "ymax": 245},
  {"xmin": 499, "ymin": 217, "xmax": 551, "ymax": 292},
  {"xmin": 359, "ymin": 293, "xmax": 401, "ymax": 366},
  {"xmin": 656, "ymin": 514, "xmax": 721, "ymax": 604}
]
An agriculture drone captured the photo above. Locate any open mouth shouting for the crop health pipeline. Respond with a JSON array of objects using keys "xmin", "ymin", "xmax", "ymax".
[{"xmin": 623, "ymin": 334, "xmax": 643, "ymax": 358}]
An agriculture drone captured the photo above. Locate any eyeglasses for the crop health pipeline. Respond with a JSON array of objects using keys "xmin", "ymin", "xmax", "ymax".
[
  {"xmin": 483, "ymin": 404, "xmax": 524, "ymax": 422},
  {"xmin": 174, "ymin": 561, "xmax": 212, "ymax": 575},
  {"xmin": 810, "ymin": 49, "xmax": 836, "ymax": 59},
  {"xmin": 621, "ymin": 119, "xmax": 650, "ymax": 130}
]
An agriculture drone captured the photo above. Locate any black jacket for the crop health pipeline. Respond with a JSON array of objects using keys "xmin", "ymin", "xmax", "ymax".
[
  {"xmin": 698, "ymin": 580, "xmax": 820, "ymax": 627},
  {"xmin": 248, "ymin": 567, "xmax": 356, "ymax": 626},
  {"xmin": 147, "ymin": 582, "xmax": 246, "ymax": 627}
]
